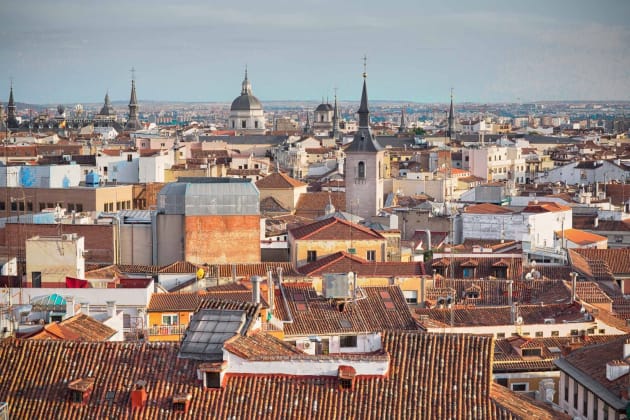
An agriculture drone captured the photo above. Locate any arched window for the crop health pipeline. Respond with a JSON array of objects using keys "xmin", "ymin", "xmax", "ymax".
[{"xmin": 358, "ymin": 161, "xmax": 365, "ymax": 178}]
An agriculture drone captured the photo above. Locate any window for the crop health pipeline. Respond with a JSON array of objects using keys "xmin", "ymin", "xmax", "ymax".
[
  {"xmin": 463, "ymin": 268, "xmax": 473, "ymax": 278},
  {"xmin": 495, "ymin": 378, "xmax": 508, "ymax": 387},
  {"xmin": 76, "ymin": 204, "xmax": 83, "ymax": 212},
  {"xmin": 573, "ymin": 380, "xmax": 578, "ymax": 409},
  {"xmin": 357, "ymin": 161, "xmax": 366, "ymax": 178},
  {"xmin": 27, "ymin": 202, "xmax": 33, "ymax": 211},
  {"xmin": 511, "ymin": 383, "xmax": 528, "ymax": 392},
  {"xmin": 583, "ymin": 391, "xmax": 588, "ymax": 416},
  {"xmin": 205, "ymin": 372, "xmax": 221, "ymax": 388},
  {"xmin": 564, "ymin": 378, "xmax": 569, "ymax": 402},
  {"xmin": 366, "ymin": 250, "xmax": 376, "ymax": 261},
  {"xmin": 32, "ymin": 271, "xmax": 42, "ymax": 288},
  {"xmin": 254, "ymin": 121, "xmax": 259, "ymax": 129},
  {"xmin": 551, "ymin": 330, "xmax": 559, "ymax": 336},
  {"xmin": 162, "ymin": 314, "xmax": 179, "ymax": 326},
  {"xmin": 615, "ymin": 235, "xmax": 623, "ymax": 243},
  {"xmin": 340, "ymin": 335, "xmax": 357, "ymax": 348},
  {"xmin": 241, "ymin": 120, "xmax": 246, "ymax": 129},
  {"xmin": 0, "ymin": 201, "xmax": 4, "ymax": 211},
  {"xmin": 522, "ymin": 348, "xmax": 541, "ymax": 357},
  {"xmin": 535, "ymin": 331, "xmax": 543, "ymax": 337},
  {"xmin": 70, "ymin": 390, "xmax": 84, "ymax": 403},
  {"xmin": 232, "ymin": 121, "xmax": 235, "ymax": 128},
  {"xmin": 127, "ymin": 154, "xmax": 133, "ymax": 162},
  {"xmin": 307, "ymin": 250, "xmax": 317, "ymax": 263},
  {"xmin": 496, "ymin": 333, "xmax": 505, "ymax": 338},
  {"xmin": 593, "ymin": 397, "xmax": 598, "ymax": 420},
  {"xmin": 599, "ymin": 329, "xmax": 606, "ymax": 334},
  {"xmin": 68, "ymin": 203, "xmax": 75, "ymax": 212},
  {"xmin": 570, "ymin": 329, "xmax": 579, "ymax": 336},
  {"xmin": 104, "ymin": 203, "xmax": 108, "ymax": 212}
]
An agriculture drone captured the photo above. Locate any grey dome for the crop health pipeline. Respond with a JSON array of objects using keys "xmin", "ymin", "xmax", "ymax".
[
  {"xmin": 315, "ymin": 103, "xmax": 333, "ymax": 112},
  {"xmin": 230, "ymin": 94, "xmax": 263, "ymax": 111}
]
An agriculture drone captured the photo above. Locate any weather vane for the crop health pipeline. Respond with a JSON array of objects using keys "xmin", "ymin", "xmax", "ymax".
[{"xmin": 130, "ymin": 66, "xmax": 136, "ymax": 81}]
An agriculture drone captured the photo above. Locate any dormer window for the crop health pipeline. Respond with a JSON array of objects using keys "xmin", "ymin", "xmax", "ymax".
[
  {"xmin": 68, "ymin": 378, "xmax": 95, "ymax": 405},
  {"xmin": 522, "ymin": 348, "xmax": 542, "ymax": 357}
]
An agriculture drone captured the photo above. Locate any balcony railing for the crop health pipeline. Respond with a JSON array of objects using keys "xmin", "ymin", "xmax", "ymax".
[{"xmin": 147, "ymin": 325, "xmax": 188, "ymax": 336}]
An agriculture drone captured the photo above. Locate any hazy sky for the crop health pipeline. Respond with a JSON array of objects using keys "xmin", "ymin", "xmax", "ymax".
[{"xmin": 1, "ymin": 0, "xmax": 629, "ymax": 105}]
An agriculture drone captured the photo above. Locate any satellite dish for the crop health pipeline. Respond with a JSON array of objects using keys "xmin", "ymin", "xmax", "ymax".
[
  {"xmin": 532, "ymin": 270, "xmax": 541, "ymax": 279},
  {"xmin": 516, "ymin": 316, "xmax": 523, "ymax": 325},
  {"xmin": 437, "ymin": 297, "xmax": 446, "ymax": 306},
  {"xmin": 525, "ymin": 272, "xmax": 532, "ymax": 280},
  {"xmin": 446, "ymin": 296, "xmax": 454, "ymax": 305}
]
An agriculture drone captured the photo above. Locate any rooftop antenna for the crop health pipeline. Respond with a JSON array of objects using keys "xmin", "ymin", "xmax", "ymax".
[{"xmin": 362, "ymin": 54, "xmax": 368, "ymax": 79}]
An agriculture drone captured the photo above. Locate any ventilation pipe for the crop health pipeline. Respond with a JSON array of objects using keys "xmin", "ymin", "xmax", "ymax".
[
  {"xmin": 106, "ymin": 301, "xmax": 116, "ymax": 318},
  {"xmin": 251, "ymin": 276, "xmax": 262, "ymax": 305},
  {"xmin": 570, "ymin": 272, "xmax": 578, "ymax": 304},
  {"xmin": 507, "ymin": 280, "xmax": 513, "ymax": 307},
  {"xmin": 267, "ymin": 269, "xmax": 275, "ymax": 314},
  {"xmin": 425, "ymin": 230, "xmax": 432, "ymax": 251}
]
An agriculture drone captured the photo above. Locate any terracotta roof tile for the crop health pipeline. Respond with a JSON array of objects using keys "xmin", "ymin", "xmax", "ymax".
[
  {"xmin": 274, "ymin": 283, "xmax": 418, "ymax": 336},
  {"xmin": 147, "ymin": 292, "xmax": 205, "ymax": 312},
  {"xmin": 298, "ymin": 251, "xmax": 425, "ymax": 277},
  {"xmin": 572, "ymin": 248, "xmax": 630, "ymax": 275},
  {"xmin": 255, "ymin": 171, "xmax": 307, "ymax": 189},
  {"xmin": 464, "ymin": 203, "xmax": 514, "ymax": 214},
  {"xmin": 294, "ymin": 191, "xmax": 345, "ymax": 219},
  {"xmin": 0, "ymin": 331, "xmax": 563, "ymax": 419},
  {"xmin": 290, "ymin": 217, "xmax": 384, "ymax": 241},
  {"xmin": 28, "ymin": 314, "xmax": 116, "ymax": 341},
  {"xmin": 554, "ymin": 228, "xmax": 607, "ymax": 245}
]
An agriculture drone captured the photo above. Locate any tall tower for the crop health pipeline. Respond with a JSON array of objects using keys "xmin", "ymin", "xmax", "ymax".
[
  {"xmin": 229, "ymin": 67, "xmax": 266, "ymax": 133},
  {"xmin": 331, "ymin": 90, "xmax": 340, "ymax": 140},
  {"xmin": 447, "ymin": 88, "xmax": 455, "ymax": 141},
  {"xmin": 7, "ymin": 83, "xmax": 19, "ymax": 130},
  {"xmin": 303, "ymin": 110, "xmax": 311, "ymax": 134},
  {"xmin": 344, "ymin": 59, "xmax": 385, "ymax": 220},
  {"xmin": 398, "ymin": 106, "xmax": 407, "ymax": 133},
  {"xmin": 124, "ymin": 68, "xmax": 142, "ymax": 131}
]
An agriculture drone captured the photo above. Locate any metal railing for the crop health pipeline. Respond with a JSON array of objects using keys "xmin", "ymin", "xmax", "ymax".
[{"xmin": 147, "ymin": 325, "xmax": 188, "ymax": 336}]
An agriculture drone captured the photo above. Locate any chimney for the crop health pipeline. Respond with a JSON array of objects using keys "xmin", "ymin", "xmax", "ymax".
[
  {"xmin": 570, "ymin": 272, "xmax": 578, "ymax": 304},
  {"xmin": 277, "ymin": 267, "xmax": 283, "ymax": 284},
  {"xmin": 251, "ymin": 276, "xmax": 262, "ymax": 305},
  {"xmin": 130, "ymin": 380, "xmax": 148, "ymax": 409},
  {"xmin": 507, "ymin": 280, "xmax": 513, "ymax": 306},
  {"xmin": 624, "ymin": 338, "xmax": 630, "ymax": 359},
  {"xmin": 425, "ymin": 230, "xmax": 432, "ymax": 251},
  {"xmin": 80, "ymin": 302, "xmax": 90, "ymax": 316},
  {"xmin": 65, "ymin": 296, "xmax": 76, "ymax": 318},
  {"xmin": 267, "ymin": 269, "xmax": 275, "ymax": 314},
  {"xmin": 106, "ymin": 301, "xmax": 116, "ymax": 318},
  {"xmin": 594, "ymin": 217, "xmax": 598, "ymax": 228}
]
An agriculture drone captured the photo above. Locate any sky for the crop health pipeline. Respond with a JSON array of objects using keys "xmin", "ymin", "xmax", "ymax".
[{"xmin": 1, "ymin": 0, "xmax": 629, "ymax": 105}]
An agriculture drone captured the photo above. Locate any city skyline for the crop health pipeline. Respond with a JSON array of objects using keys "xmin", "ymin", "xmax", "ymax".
[{"xmin": 2, "ymin": 0, "xmax": 629, "ymax": 105}]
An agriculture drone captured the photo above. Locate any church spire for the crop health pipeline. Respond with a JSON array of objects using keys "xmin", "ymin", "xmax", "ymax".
[
  {"xmin": 447, "ymin": 88, "xmax": 455, "ymax": 141},
  {"xmin": 304, "ymin": 109, "xmax": 311, "ymax": 134},
  {"xmin": 7, "ymin": 81, "xmax": 18, "ymax": 129},
  {"xmin": 332, "ymin": 89, "xmax": 340, "ymax": 139},
  {"xmin": 241, "ymin": 66, "xmax": 252, "ymax": 95},
  {"xmin": 358, "ymin": 56, "xmax": 370, "ymax": 128},
  {"xmin": 124, "ymin": 67, "xmax": 142, "ymax": 131}
]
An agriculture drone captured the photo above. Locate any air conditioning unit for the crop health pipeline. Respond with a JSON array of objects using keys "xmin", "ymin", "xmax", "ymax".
[{"xmin": 302, "ymin": 341, "xmax": 311, "ymax": 349}]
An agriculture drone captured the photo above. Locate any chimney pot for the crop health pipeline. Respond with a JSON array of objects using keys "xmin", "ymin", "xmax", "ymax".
[{"xmin": 251, "ymin": 276, "xmax": 262, "ymax": 305}]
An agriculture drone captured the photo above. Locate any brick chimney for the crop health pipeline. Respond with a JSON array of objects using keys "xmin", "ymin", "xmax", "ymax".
[{"xmin": 130, "ymin": 380, "xmax": 148, "ymax": 409}]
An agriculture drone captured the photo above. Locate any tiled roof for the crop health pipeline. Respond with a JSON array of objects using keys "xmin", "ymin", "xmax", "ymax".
[
  {"xmin": 453, "ymin": 239, "xmax": 521, "ymax": 253},
  {"xmin": 557, "ymin": 334, "xmax": 630, "ymax": 403},
  {"xmin": 0, "ymin": 331, "xmax": 563, "ymax": 419},
  {"xmin": 255, "ymin": 171, "xmax": 306, "ymax": 189},
  {"xmin": 464, "ymin": 203, "xmax": 513, "ymax": 214},
  {"xmin": 571, "ymin": 248, "xmax": 630, "ymax": 275},
  {"xmin": 554, "ymin": 228, "xmax": 607, "ymax": 245},
  {"xmin": 569, "ymin": 281, "xmax": 613, "ymax": 305},
  {"xmin": 158, "ymin": 261, "xmax": 200, "ymax": 274},
  {"xmin": 522, "ymin": 201, "xmax": 571, "ymax": 213},
  {"xmin": 428, "ymin": 256, "xmax": 523, "ymax": 281},
  {"xmin": 274, "ymin": 283, "xmax": 418, "ymax": 336},
  {"xmin": 298, "ymin": 251, "xmax": 425, "ymax": 277},
  {"xmin": 147, "ymin": 292, "xmax": 205, "ymax": 312},
  {"xmin": 223, "ymin": 331, "xmax": 304, "ymax": 360},
  {"xmin": 294, "ymin": 191, "xmax": 345, "ymax": 219},
  {"xmin": 415, "ymin": 303, "xmax": 586, "ymax": 327},
  {"xmin": 594, "ymin": 219, "xmax": 630, "ymax": 232},
  {"xmin": 289, "ymin": 217, "xmax": 385, "ymax": 241},
  {"xmin": 493, "ymin": 335, "xmax": 617, "ymax": 373},
  {"xmin": 28, "ymin": 314, "xmax": 117, "ymax": 341},
  {"xmin": 260, "ymin": 196, "xmax": 290, "ymax": 214}
]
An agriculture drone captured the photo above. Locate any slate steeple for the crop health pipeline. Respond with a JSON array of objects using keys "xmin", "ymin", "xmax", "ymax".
[
  {"xmin": 398, "ymin": 106, "xmax": 407, "ymax": 133},
  {"xmin": 7, "ymin": 82, "xmax": 18, "ymax": 129},
  {"xmin": 124, "ymin": 68, "xmax": 142, "ymax": 131},
  {"xmin": 447, "ymin": 88, "xmax": 455, "ymax": 141},
  {"xmin": 331, "ymin": 90, "xmax": 340, "ymax": 139},
  {"xmin": 345, "ymin": 58, "xmax": 382, "ymax": 153}
]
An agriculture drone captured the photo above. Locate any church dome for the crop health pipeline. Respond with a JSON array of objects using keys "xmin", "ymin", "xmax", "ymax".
[
  {"xmin": 230, "ymin": 69, "xmax": 263, "ymax": 112},
  {"xmin": 231, "ymin": 94, "xmax": 263, "ymax": 111},
  {"xmin": 315, "ymin": 103, "xmax": 333, "ymax": 112}
]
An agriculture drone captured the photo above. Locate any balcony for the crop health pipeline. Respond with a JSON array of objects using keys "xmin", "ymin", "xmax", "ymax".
[{"xmin": 147, "ymin": 324, "xmax": 188, "ymax": 337}]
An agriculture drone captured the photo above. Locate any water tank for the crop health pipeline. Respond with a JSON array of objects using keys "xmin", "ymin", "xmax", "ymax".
[
  {"xmin": 323, "ymin": 273, "xmax": 354, "ymax": 299},
  {"xmin": 86, "ymin": 171, "xmax": 100, "ymax": 187}
]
